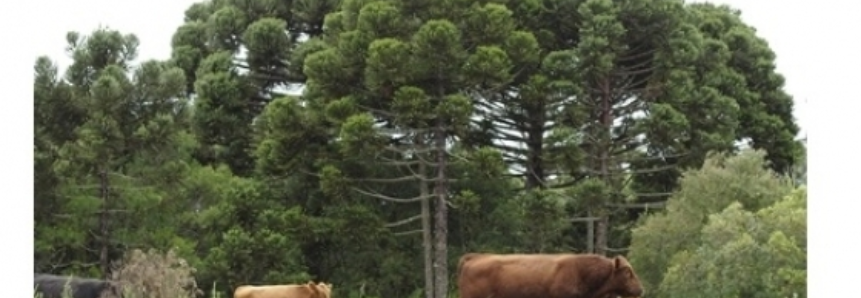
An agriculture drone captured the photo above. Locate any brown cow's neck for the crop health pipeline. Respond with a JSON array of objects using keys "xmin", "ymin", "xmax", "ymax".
[{"xmin": 588, "ymin": 268, "xmax": 618, "ymax": 298}]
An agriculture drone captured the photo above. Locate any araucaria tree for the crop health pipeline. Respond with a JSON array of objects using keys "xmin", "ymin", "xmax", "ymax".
[
  {"xmin": 303, "ymin": 0, "xmax": 531, "ymax": 297},
  {"xmin": 35, "ymin": 28, "xmax": 196, "ymax": 277},
  {"xmin": 169, "ymin": 0, "xmax": 340, "ymax": 176}
]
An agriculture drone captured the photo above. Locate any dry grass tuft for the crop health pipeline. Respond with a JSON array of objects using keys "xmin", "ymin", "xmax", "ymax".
[{"xmin": 111, "ymin": 248, "xmax": 201, "ymax": 298}]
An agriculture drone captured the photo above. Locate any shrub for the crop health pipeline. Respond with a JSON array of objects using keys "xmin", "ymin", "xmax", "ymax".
[{"xmin": 111, "ymin": 248, "xmax": 201, "ymax": 298}]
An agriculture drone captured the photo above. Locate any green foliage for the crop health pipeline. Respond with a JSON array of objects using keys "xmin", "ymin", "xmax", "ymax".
[
  {"xmin": 167, "ymin": 0, "xmax": 342, "ymax": 176},
  {"xmin": 253, "ymin": 95, "xmax": 330, "ymax": 176},
  {"xmin": 192, "ymin": 179, "xmax": 313, "ymax": 292},
  {"xmin": 691, "ymin": 4, "xmax": 802, "ymax": 174},
  {"xmin": 35, "ymin": 27, "xmax": 199, "ymax": 277},
  {"xmin": 628, "ymin": 149, "xmax": 801, "ymax": 297},
  {"xmin": 659, "ymin": 187, "xmax": 806, "ymax": 298},
  {"xmin": 789, "ymin": 143, "xmax": 807, "ymax": 186},
  {"xmin": 191, "ymin": 52, "xmax": 255, "ymax": 176},
  {"xmin": 631, "ymin": 2, "xmax": 803, "ymax": 198}
]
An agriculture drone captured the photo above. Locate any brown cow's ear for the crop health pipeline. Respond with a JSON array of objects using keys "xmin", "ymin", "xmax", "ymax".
[{"xmin": 614, "ymin": 256, "xmax": 622, "ymax": 269}]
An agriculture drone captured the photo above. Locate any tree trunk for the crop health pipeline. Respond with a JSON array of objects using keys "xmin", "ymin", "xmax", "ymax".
[
  {"xmin": 98, "ymin": 168, "xmax": 111, "ymax": 278},
  {"xmin": 525, "ymin": 104, "xmax": 546, "ymax": 190},
  {"xmin": 432, "ymin": 119, "xmax": 449, "ymax": 298},
  {"xmin": 586, "ymin": 210, "xmax": 595, "ymax": 254},
  {"xmin": 595, "ymin": 214, "xmax": 608, "ymax": 255},
  {"xmin": 419, "ymin": 138, "xmax": 435, "ymax": 298},
  {"xmin": 596, "ymin": 77, "xmax": 613, "ymax": 256}
]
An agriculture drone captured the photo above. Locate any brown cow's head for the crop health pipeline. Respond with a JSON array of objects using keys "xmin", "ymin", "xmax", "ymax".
[{"xmin": 609, "ymin": 256, "xmax": 643, "ymax": 297}]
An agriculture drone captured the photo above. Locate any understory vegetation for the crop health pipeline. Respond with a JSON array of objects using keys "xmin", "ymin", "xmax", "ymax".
[{"xmin": 34, "ymin": 0, "xmax": 806, "ymax": 297}]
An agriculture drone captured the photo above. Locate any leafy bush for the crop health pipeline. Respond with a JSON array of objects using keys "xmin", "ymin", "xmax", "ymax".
[{"xmin": 628, "ymin": 150, "xmax": 805, "ymax": 298}]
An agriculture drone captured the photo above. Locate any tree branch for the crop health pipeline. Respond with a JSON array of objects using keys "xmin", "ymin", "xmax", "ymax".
[
  {"xmin": 385, "ymin": 214, "xmax": 423, "ymax": 228},
  {"xmin": 351, "ymin": 187, "xmax": 435, "ymax": 203},
  {"xmin": 604, "ymin": 247, "xmax": 630, "ymax": 253},
  {"xmin": 352, "ymin": 175, "xmax": 422, "ymax": 184},
  {"xmin": 606, "ymin": 201, "xmax": 666, "ymax": 209},
  {"xmin": 393, "ymin": 229, "xmax": 423, "ymax": 236}
]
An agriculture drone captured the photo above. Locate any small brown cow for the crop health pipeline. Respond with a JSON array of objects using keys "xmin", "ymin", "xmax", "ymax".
[
  {"xmin": 233, "ymin": 281, "xmax": 332, "ymax": 298},
  {"xmin": 457, "ymin": 253, "xmax": 644, "ymax": 298}
]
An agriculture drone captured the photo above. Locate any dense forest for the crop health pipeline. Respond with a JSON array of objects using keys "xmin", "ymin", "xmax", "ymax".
[{"xmin": 33, "ymin": 0, "xmax": 807, "ymax": 297}]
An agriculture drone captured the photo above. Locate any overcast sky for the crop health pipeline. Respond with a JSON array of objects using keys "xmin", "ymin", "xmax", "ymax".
[{"xmin": 31, "ymin": 0, "xmax": 834, "ymax": 138}]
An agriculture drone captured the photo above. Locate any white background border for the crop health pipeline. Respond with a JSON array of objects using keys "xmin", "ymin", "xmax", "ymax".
[{"xmin": 6, "ymin": 0, "xmax": 860, "ymax": 297}]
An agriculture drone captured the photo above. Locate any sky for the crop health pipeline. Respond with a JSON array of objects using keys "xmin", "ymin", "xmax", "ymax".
[{"xmin": 8, "ymin": 0, "xmax": 861, "ymax": 297}]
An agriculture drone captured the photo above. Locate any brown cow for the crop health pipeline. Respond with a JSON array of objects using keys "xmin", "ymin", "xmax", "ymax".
[
  {"xmin": 457, "ymin": 253, "xmax": 643, "ymax": 298},
  {"xmin": 233, "ymin": 281, "xmax": 332, "ymax": 298}
]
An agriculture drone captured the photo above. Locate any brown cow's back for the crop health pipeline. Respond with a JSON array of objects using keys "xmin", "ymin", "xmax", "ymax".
[
  {"xmin": 459, "ymin": 254, "xmax": 566, "ymax": 298},
  {"xmin": 233, "ymin": 284, "xmax": 316, "ymax": 298},
  {"xmin": 458, "ymin": 253, "xmax": 620, "ymax": 298}
]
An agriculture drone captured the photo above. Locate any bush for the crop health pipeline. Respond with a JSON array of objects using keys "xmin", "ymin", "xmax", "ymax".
[{"xmin": 111, "ymin": 248, "xmax": 201, "ymax": 298}]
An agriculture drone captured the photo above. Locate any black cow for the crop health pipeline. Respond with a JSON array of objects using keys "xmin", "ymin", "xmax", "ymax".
[{"xmin": 34, "ymin": 273, "xmax": 123, "ymax": 298}]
